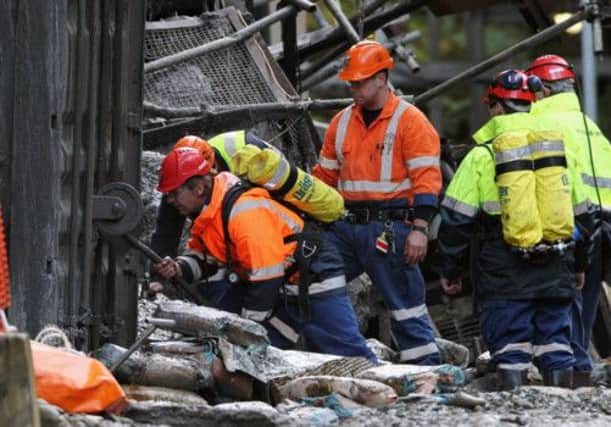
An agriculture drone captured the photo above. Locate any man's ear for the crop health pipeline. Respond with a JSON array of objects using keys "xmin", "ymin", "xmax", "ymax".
[
  {"xmin": 195, "ymin": 177, "xmax": 208, "ymax": 198},
  {"xmin": 200, "ymin": 175, "xmax": 214, "ymax": 197},
  {"xmin": 543, "ymin": 85, "xmax": 552, "ymax": 97}
]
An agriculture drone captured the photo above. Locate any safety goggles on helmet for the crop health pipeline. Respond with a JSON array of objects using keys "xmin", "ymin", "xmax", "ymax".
[{"xmin": 483, "ymin": 69, "xmax": 541, "ymax": 104}]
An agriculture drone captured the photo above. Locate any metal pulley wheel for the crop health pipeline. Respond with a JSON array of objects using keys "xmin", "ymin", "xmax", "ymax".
[
  {"xmin": 95, "ymin": 182, "xmax": 144, "ymax": 236},
  {"xmin": 93, "ymin": 181, "xmax": 204, "ymax": 305}
]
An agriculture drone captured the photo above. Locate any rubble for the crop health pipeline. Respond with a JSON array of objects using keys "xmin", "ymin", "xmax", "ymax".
[
  {"xmin": 278, "ymin": 375, "xmax": 398, "ymax": 408},
  {"xmin": 122, "ymin": 385, "xmax": 208, "ymax": 406},
  {"xmin": 93, "ymin": 343, "xmax": 213, "ymax": 393},
  {"xmin": 36, "ymin": 386, "xmax": 611, "ymax": 427},
  {"xmin": 153, "ymin": 300, "xmax": 270, "ymax": 349},
  {"xmin": 123, "ymin": 400, "xmax": 291, "ymax": 427},
  {"xmin": 359, "ymin": 364, "xmax": 444, "ymax": 395}
]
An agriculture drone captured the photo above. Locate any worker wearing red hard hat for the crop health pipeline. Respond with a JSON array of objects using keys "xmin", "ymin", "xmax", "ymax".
[
  {"xmin": 153, "ymin": 147, "xmax": 377, "ymax": 363},
  {"xmin": 527, "ymin": 54, "xmax": 611, "ymax": 386},
  {"xmin": 437, "ymin": 69, "xmax": 593, "ymax": 390}
]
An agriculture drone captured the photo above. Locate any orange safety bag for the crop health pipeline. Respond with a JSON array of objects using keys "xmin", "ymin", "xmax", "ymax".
[{"xmin": 31, "ymin": 341, "xmax": 127, "ymax": 414}]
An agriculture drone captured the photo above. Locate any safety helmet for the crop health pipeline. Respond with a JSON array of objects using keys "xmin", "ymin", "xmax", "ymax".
[
  {"xmin": 157, "ymin": 147, "xmax": 211, "ymax": 193},
  {"xmin": 526, "ymin": 54, "xmax": 575, "ymax": 81},
  {"xmin": 174, "ymin": 135, "xmax": 215, "ymax": 164},
  {"xmin": 484, "ymin": 69, "xmax": 541, "ymax": 104},
  {"xmin": 338, "ymin": 40, "xmax": 394, "ymax": 81}
]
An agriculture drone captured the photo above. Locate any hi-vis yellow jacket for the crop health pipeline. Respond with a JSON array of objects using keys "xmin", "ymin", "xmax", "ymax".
[
  {"xmin": 208, "ymin": 130, "xmax": 262, "ymax": 172},
  {"xmin": 444, "ymin": 113, "xmax": 589, "ymax": 247},
  {"xmin": 530, "ymin": 92, "xmax": 611, "ymax": 213},
  {"xmin": 436, "ymin": 113, "xmax": 594, "ymax": 300}
]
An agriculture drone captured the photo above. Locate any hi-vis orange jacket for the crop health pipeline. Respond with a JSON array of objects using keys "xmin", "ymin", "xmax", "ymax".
[
  {"xmin": 313, "ymin": 91, "xmax": 442, "ymax": 208},
  {"xmin": 186, "ymin": 172, "xmax": 303, "ymax": 321}
]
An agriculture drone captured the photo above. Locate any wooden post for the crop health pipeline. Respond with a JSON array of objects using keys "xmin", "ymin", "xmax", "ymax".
[{"xmin": 0, "ymin": 333, "xmax": 40, "ymax": 427}]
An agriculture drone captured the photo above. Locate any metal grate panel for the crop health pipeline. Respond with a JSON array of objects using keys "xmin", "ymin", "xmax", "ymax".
[
  {"xmin": 143, "ymin": 11, "xmax": 319, "ymax": 167},
  {"xmin": 144, "ymin": 15, "xmax": 279, "ymax": 109}
]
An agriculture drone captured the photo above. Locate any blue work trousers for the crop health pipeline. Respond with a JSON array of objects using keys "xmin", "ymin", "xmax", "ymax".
[
  {"xmin": 211, "ymin": 282, "xmax": 376, "ymax": 364},
  {"xmin": 571, "ymin": 229, "xmax": 603, "ymax": 371},
  {"xmin": 482, "ymin": 299, "xmax": 575, "ymax": 373},
  {"xmin": 200, "ymin": 233, "xmax": 377, "ymax": 364},
  {"xmin": 327, "ymin": 219, "xmax": 440, "ymax": 365}
]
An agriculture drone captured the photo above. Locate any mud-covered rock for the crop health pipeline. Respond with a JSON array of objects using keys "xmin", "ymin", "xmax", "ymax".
[
  {"xmin": 92, "ymin": 343, "xmax": 213, "ymax": 393},
  {"xmin": 123, "ymin": 400, "xmax": 290, "ymax": 426},
  {"xmin": 38, "ymin": 399, "xmax": 137, "ymax": 427},
  {"xmin": 122, "ymin": 385, "xmax": 208, "ymax": 406}
]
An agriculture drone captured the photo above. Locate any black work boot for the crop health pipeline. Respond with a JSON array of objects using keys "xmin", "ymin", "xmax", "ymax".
[
  {"xmin": 572, "ymin": 370, "xmax": 592, "ymax": 388},
  {"xmin": 543, "ymin": 367, "xmax": 573, "ymax": 388},
  {"xmin": 496, "ymin": 368, "xmax": 528, "ymax": 391}
]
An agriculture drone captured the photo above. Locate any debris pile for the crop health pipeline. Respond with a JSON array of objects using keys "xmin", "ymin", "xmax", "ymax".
[
  {"xmin": 35, "ymin": 297, "xmax": 611, "ymax": 427},
  {"xmin": 91, "ymin": 299, "xmax": 475, "ymax": 425}
]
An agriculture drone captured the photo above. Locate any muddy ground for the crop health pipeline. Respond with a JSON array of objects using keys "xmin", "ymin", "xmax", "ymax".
[{"xmin": 39, "ymin": 385, "xmax": 611, "ymax": 426}]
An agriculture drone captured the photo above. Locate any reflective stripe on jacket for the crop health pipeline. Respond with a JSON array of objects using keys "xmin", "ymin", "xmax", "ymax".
[
  {"xmin": 530, "ymin": 92, "xmax": 611, "ymax": 210},
  {"xmin": 437, "ymin": 113, "xmax": 593, "ymax": 297},
  {"xmin": 313, "ymin": 91, "xmax": 441, "ymax": 207},
  {"xmin": 468, "ymin": 113, "xmax": 590, "ymax": 216},
  {"xmin": 188, "ymin": 172, "xmax": 303, "ymax": 283}
]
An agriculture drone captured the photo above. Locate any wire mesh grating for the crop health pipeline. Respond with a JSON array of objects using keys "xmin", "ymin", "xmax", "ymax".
[
  {"xmin": 144, "ymin": 15, "xmax": 277, "ymax": 109},
  {"xmin": 143, "ymin": 12, "xmax": 319, "ymax": 167}
]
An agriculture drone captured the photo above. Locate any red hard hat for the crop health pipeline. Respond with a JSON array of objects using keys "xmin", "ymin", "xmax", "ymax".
[
  {"xmin": 526, "ymin": 54, "xmax": 575, "ymax": 81},
  {"xmin": 484, "ymin": 69, "xmax": 540, "ymax": 104},
  {"xmin": 174, "ymin": 135, "xmax": 215, "ymax": 164},
  {"xmin": 157, "ymin": 147, "xmax": 212, "ymax": 193},
  {"xmin": 338, "ymin": 40, "xmax": 394, "ymax": 81}
]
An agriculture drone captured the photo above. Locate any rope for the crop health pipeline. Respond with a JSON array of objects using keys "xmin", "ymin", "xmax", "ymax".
[{"xmin": 34, "ymin": 325, "xmax": 76, "ymax": 351}]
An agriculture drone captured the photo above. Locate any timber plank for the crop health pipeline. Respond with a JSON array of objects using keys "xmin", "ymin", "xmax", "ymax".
[{"xmin": 0, "ymin": 333, "xmax": 40, "ymax": 427}]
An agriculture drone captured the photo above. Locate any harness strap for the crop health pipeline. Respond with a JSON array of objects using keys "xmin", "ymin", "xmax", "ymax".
[
  {"xmin": 495, "ymin": 156, "xmax": 567, "ymax": 175},
  {"xmin": 271, "ymin": 163, "xmax": 298, "ymax": 198},
  {"xmin": 221, "ymin": 180, "xmax": 253, "ymax": 284},
  {"xmin": 533, "ymin": 156, "xmax": 567, "ymax": 169},
  {"xmin": 283, "ymin": 224, "xmax": 323, "ymax": 323}
]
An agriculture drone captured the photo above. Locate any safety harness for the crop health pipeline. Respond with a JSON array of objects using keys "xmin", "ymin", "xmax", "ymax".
[
  {"xmin": 221, "ymin": 181, "xmax": 252, "ymax": 286},
  {"xmin": 220, "ymin": 179, "xmax": 321, "ymax": 322}
]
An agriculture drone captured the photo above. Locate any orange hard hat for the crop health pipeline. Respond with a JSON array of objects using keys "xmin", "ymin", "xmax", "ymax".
[
  {"xmin": 338, "ymin": 40, "xmax": 394, "ymax": 81},
  {"xmin": 483, "ymin": 69, "xmax": 541, "ymax": 104},
  {"xmin": 157, "ymin": 147, "xmax": 212, "ymax": 193},
  {"xmin": 526, "ymin": 54, "xmax": 575, "ymax": 81},
  {"xmin": 174, "ymin": 135, "xmax": 215, "ymax": 164}
]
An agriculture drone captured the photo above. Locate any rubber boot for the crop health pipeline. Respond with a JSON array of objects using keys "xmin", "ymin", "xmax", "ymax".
[
  {"xmin": 572, "ymin": 370, "xmax": 592, "ymax": 388},
  {"xmin": 543, "ymin": 367, "xmax": 573, "ymax": 388},
  {"xmin": 496, "ymin": 368, "xmax": 528, "ymax": 391}
]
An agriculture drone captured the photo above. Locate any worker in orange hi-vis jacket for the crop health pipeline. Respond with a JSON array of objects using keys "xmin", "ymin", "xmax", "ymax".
[
  {"xmin": 153, "ymin": 147, "xmax": 377, "ymax": 363},
  {"xmin": 312, "ymin": 40, "xmax": 442, "ymax": 365}
]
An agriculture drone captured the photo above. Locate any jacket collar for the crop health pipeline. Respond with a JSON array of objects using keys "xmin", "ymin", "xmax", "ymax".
[
  {"xmin": 472, "ymin": 112, "xmax": 534, "ymax": 144},
  {"xmin": 529, "ymin": 92, "xmax": 581, "ymax": 115},
  {"xmin": 352, "ymin": 89, "xmax": 399, "ymax": 123},
  {"xmin": 199, "ymin": 172, "xmax": 241, "ymax": 221}
]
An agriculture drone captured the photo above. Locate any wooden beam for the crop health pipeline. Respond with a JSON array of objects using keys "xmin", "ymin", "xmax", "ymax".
[{"xmin": 0, "ymin": 333, "xmax": 40, "ymax": 427}]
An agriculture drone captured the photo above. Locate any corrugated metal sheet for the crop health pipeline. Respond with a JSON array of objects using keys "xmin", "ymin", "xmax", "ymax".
[{"xmin": 0, "ymin": 0, "xmax": 145, "ymax": 349}]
